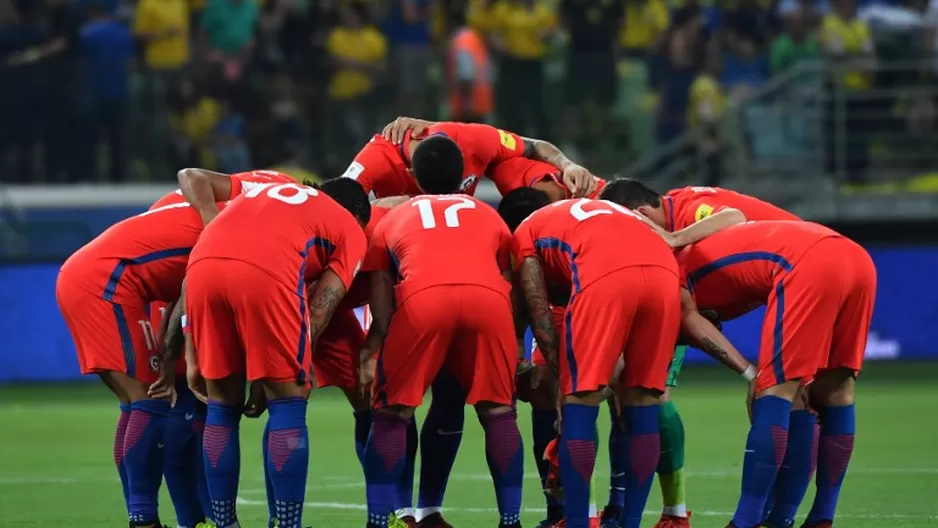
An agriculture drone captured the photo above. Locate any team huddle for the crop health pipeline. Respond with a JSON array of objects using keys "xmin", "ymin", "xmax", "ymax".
[{"xmin": 56, "ymin": 117, "xmax": 876, "ymax": 528}]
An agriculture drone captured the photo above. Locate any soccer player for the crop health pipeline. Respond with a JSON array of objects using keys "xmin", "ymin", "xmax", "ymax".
[
  {"xmin": 183, "ymin": 178, "xmax": 369, "ymax": 528},
  {"xmin": 348, "ymin": 120, "xmax": 589, "ymax": 526},
  {"xmin": 149, "ymin": 168, "xmax": 297, "ymax": 528},
  {"xmin": 499, "ymin": 188, "xmax": 682, "ymax": 528},
  {"xmin": 601, "ymin": 178, "xmax": 802, "ymax": 528},
  {"xmin": 673, "ymin": 221, "xmax": 875, "ymax": 528},
  {"xmin": 56, "ymin": 194, "xmax": 224, "ymax": 528},
  {"xmin": 362, "ymin": 135, "xmax": 525, "ymax": 528}
]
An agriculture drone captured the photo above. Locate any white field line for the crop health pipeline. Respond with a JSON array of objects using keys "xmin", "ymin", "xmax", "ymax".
[
  {"xmin": 232, "ymin": 498, "xmax": 938, "ymax": 521},
  {"xmin": 2, "ymin": 467, "xmax": 937, "ymax": 486}
]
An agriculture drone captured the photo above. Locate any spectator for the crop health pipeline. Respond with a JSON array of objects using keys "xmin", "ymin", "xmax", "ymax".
[
  {"xmin": 79, "ymin": 0, "xmax": 135, "ymax": 182},
  {"xmin": 445, "ymin": 8, "xmax": 493, "ymax": 122},
  {"xmin": 490, "ymin": 0, "xmax": 557, "ymax": 138},
  {"xmin": 560, "ymin": 0, "xmax": 624, "ymax": 151},
  {"xmin": 688, "ymin": 47, "xmax": 726, "ymax": 185},
  {"xmin": 770, "ymin": 4, "xmax": 819, "ymax": 74},
  {"xmin": 44, "ymin": 0, "xmax": 83, "ymax": 183},
  {"xmin": 169, "ymin": 78, "xmax": 222, "ymax": 168},
  {"xmin": 657, "ymin": 2, "xmax": 709, "ymax": 145},
  {"xmin": 619, "ymin": 0, "xmax": 670, "ymax": 91},
  {"xmin": 200, "ymin": 0, "xmax": 259, "ymax": 83},
  {"xmin": 0, "ymin": 0, "xmax": 48, "ymax": 183},
  {"xmin": 819, "ymin": 0, "xmax": 875, "ymax": 183},
  {"xmin": 213, "ymin": 102, "xmax": 250, "ymax": 173},
  {"xmin": 324, "ymin": 0, "xmax": 387, "ymax": 169},
  {"xmin": 721, "ymin": 33, "xmax": 770, "ymax": 102},
  {"xmin": 386, "ymin": 0, "xmax": 436, "ymax": 117},
  {"xmin": 133, "ymin": 0, "xmax": 189, "ymax": 179}
]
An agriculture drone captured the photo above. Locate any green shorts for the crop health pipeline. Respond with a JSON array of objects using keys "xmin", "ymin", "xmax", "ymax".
[{"xmin": 666, "ymin": 345, "xmax": 688, "ymax": 387}]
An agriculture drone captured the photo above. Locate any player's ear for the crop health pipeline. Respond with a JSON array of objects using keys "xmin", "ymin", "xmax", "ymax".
[{"xmin": 636, "ymin": 205, "xmax": 654, "ymax": 218}]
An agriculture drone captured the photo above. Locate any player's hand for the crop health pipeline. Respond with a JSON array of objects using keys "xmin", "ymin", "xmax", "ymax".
[
  {"xmin": 186, "ymin": 361, "xmax": 208, "ymax": 404},
  {"xmin": 243, "ymin": 381, "xmax": 267, "ymax": 418},
  {"xmin": 561, "ymin": 164, "xmax": 598, "ymax": 198},
  {"xmin": 358, "ymin": 353, "xmax": 377, "ymax": 399},
  {"xmin": 382, "ymin": 116, "xmax": 434, "ymax": 145},
  {"xmin": 148, "ymin": 358, "xmax": 178, "ymax": 407}
]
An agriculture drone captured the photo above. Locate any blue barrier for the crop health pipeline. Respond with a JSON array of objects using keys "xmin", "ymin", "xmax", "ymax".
[{"xmin": 0, "ymin": 245, "xmax": 932, "ymax": 382}]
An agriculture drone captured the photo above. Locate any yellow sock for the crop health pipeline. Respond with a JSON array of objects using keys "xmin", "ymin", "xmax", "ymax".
[{"xmin": 659, "ymin": 468, "xmax": 687, "ymax": 517}]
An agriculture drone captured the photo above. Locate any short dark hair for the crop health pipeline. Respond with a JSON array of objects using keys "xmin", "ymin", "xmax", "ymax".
[
  {"xmin": 411, "ymin": 135, "xmax": 464, "ymax": 195},
  {"xmin": 320, "ymin": 178, "xmax": 371, "ymax": 225},
  {"xmin": 600, "ymin": 177, "xmax": 662, "ymax": 209},
  {"xmin": 498, "ymin": 188, "xmax": 551, "ymax": 232}
]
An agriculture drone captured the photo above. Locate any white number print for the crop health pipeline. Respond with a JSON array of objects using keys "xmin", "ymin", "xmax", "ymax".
[
  {"xmin": 137, "ymin": 320, "xmax": 158, "ymax": 352},
  {"xmin": 689, "ymin": 186, "xmax": 717, "ymax": 194},
  {"xmin": 567, "ymin": 198, "xmax": 642, "ymax": 222},
  {"xmin": 412, "ymin": 196, "xmax": 476, "ymax": 229},
  {"xmin": 244, "ymin": 183, "xmax": 319, "ymax": 205}
]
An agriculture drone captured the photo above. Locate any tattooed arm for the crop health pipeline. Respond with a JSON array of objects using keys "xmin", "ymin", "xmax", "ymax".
[
  {"xmin": 522, "ymin": 138, "xmax": 596, "ymax": 197},
  {"xmin": 679, "ymin": 288, "xmax": 753, "ymax": 376},
  {"xmin": 519, "ymin": 256, "xmax": 561, "ymax": 378},
  {"xmin": 307, "ymin": 269, "xmax": 349, "ymax": 344}
]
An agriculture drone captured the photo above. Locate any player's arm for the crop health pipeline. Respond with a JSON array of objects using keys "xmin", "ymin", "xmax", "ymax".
[
  {"xmin": 164, "ymin": 289, "xmax": 187, "ymax": 361},
  {"xmin": 177, "ymin": 168, "xmax": 233, "ymax": 225},
  {"xmin": 521, "ymin": 137, "xmax": 596, "ymax": 198},
  {"xmin": 367, "ymin": 269, "xmax": 396, "ymax": 351},
  {"xmin": 679, "ymin": 288, "xmax": 756, "ymax": 380},
  {"xmin": 307, "ymin": 269, "xmax": 349, "ymax": 344},
  {"xmin": 669, "ymin": 208, "xmax": 746, "ymax": 248},
  {"xmin": 520, "ymin": 256, "xmax": 561, "ymax": 379}
]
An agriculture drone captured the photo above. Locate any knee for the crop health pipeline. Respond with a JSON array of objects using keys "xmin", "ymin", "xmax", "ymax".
[
  {"xmin": 377, "ymin": 405, "xmax": 415, "ymax": 421},
  {"xmin": 811, "ymin": 369, "xmax": 856, "ymax": 407},
  {"xmin": 475, "ymin": 402, "xmax": 513, "ymax": 419}
]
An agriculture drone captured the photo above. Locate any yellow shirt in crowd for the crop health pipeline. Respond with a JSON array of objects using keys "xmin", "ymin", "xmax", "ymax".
[
  {"xmin": 490, "ymin": 1, "xmax": 556, "ymax": 60},
  {"xmin": 326, "ymin": 25, "xmax": 388, "ymax": 100},
  {"xmin": 820, "ymin": 14, "xmax": 873, "ymax": 90},
  {"xmin": 620, "ymin": 0, "xmax": 669, "ymax": 51},
  {"xmin": 134, "ymin": 0, "xmax": 190, "ymax": 69},
  {"xmin": 688, "ymin": 75, "xmax": 725, "ymax": 128}
]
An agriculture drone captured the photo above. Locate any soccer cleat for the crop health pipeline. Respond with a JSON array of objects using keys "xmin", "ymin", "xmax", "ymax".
[
  {"xmin": 389, "ymin": 514, "xmax": 417, "ymax": 528},
  {"xmin": 652, "ymin": 511, "xmax": 692, "ymax": 528},
  {"xmin": 600, "ymin": 507, "xmax": 622, "ymax": 528},
  {"xmin": 799, "ymin": 523, "xmax": 833, "ymax": 528},
  {"xmin": 195, "ymin": 522, "xmax": 217, "ymax": 528},
  {"xmin": 536, "ymin": 520, "xmax": 563, "ymax": 528},
  {"xmin": 416, "ymin": 513, "xmax": 453, "ymax": 528}
]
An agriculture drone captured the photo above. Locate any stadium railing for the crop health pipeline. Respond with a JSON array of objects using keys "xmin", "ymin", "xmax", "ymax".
[{"xmin": 625, "ymin": 57, "xmax": 938, "ymax": 222}]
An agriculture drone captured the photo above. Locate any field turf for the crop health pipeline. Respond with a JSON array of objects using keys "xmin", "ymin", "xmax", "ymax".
[{"xmin": 1, "ymin": 362, "xmax": 936, "ymax": 527}]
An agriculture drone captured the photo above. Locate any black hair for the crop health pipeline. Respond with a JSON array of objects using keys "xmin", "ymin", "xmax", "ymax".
[
  {"xmin": 320, "ymin": 178, "xmax": 371, "ymax": 225},
  {"xmin": 498, "ymin": 188, "xmax": 551, "ymax": 232},
  {"xmin": 411, "ymin": 135, "xmax": 464, "ymax": 195},
  {"xmin": 600, "ymin": 177, "xmax": 662, "ymax": 209}
]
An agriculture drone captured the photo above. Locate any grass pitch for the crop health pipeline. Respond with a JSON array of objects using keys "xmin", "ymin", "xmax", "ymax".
[{"xmin": 1, "ymin": 362, "xmax": 936, "ymax": 527}]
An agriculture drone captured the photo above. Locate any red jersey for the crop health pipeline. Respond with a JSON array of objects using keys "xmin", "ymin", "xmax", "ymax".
[
  {"xmin": 512, "ymin": 199, "xmax": 677, "ymax": 293},
  {"xmin": 662, "ymin": 186, "xmax": 799, "ymax": 232},
  {"xmin": 488, "ymin": 158, "xmax": 606, "ymax": 199},
  {"xmin": 367, "ymin": 194, "xmax": 512, "ymax": 304},
  {"xmin": 341, "ymin": 123, "xmax": 526, "ymax": 198},
  {"xmin": 64, "ymin": 200, "xmax": 225, "ymax": 303},
  {"xmin": 678, "ymin": 221, "xmax": 842, "ymax": 320},
  {"xmin": 340, "ymin": 203, "xmax": 396, "ymax": 309},
  {"xmin": 149, "ymin": 170, "xmax": 296, "ymax": 209},
  {"xmin": 189, "ymin": 182, "xmax": 366, "ymax": 292}
]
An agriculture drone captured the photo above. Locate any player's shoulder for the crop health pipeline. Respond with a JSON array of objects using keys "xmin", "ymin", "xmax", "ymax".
[{"xmin": 231, "ymin": 170, "xmax": 294, "ymax": 183}]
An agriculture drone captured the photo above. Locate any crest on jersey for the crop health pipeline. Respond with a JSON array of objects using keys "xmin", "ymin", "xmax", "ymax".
[
  {"xmin": 694, "ymin": 204, "xmax": 714, "ymax": 222},
  {"xmin": 149, "ymin": 355, "xmax": 160, "ymax": 373},
  {"xmin": 459, "ymin": 175, "xmax": 478, "ymax": 192}
]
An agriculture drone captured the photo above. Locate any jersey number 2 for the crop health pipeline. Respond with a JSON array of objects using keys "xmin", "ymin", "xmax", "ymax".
[{"xmin": 413, "ymin": 197, "xmax": 475, "ymax": 229}]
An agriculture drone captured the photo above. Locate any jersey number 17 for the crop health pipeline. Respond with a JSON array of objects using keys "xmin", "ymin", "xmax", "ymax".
[{"xmin": 412, "ymin": 196, "xmax": 476, "ymax": 229}]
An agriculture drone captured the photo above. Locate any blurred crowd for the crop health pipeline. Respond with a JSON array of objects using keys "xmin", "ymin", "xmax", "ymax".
[{"xmin": 1, "ymin": 0, "xmax": 937, "ymax": 186}]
